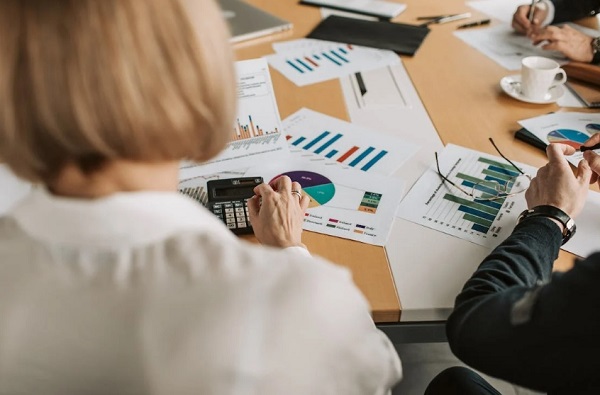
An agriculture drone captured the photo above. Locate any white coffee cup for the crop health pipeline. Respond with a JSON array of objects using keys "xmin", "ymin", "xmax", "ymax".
[{"xmin": 520, "ymin": 56, "xmax": 567, "ymax": 101}]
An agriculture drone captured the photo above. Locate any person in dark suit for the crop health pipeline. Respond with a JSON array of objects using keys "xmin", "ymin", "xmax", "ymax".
[
  {"xmin": 425, "ymin": 139, "xmax": 600, "ymax": 394},
  {"xmin": 512, "ymin": 0, "xmax": 600, "ymax": 62}
]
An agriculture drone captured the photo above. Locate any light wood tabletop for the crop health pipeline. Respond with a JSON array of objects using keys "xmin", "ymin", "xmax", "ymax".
[{"xmin": 235, "ymin": 0, "xmax": 599, "ymax": 323}]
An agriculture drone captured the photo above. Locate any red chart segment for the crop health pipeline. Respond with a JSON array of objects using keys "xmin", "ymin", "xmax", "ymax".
[{"xmin": 547, "ymin": 129, "xmax": 589, "ymax": 149}]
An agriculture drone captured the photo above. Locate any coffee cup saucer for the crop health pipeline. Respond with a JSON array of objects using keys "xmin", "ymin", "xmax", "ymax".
[{"xmin": 500, "ymin": 74, "xmax": 565, "ymax": 104}]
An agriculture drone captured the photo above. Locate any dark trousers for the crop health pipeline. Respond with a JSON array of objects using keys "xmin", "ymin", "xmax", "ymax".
[{"xmin": 425, "ymin": 367, "xmax": 502, "ymax": 395}]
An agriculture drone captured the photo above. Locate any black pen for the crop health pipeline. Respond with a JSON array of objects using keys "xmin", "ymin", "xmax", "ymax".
[
  {"xmin": 457, "ymin": 19, "xmax": 491, "ymax": 29},
  {"xmin": 579, "ymin": 143, "xmax": 600, "ymax": 152}
]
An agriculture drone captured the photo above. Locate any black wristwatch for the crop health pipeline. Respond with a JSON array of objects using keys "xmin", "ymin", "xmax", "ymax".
[
  {"xmin": 517, "ymin": 205, "xmax": 576, "ymax": 245},
  {"xmin": 591, "ymin": 36, "xmax": 600, "ymax": 64}
]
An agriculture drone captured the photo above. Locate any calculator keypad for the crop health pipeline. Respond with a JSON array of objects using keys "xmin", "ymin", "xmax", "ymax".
[{"xmin": 210, "ymin": 199, "xmax": 252, "ymax": 234}]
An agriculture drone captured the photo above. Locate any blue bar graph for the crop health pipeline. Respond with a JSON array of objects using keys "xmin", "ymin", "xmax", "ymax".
[
  {"xmin": 472, "ymin": 224, "xmax": 490, "ymax": 233},
  {"xmin": 339, "ymin": 47, "xmax": 348, "ymax": 54},
  {"xmin": 361, "ymin": 150, "xmax": 388, "ymax": 171},
  {"xmin": 315, "ymin": 133, "xmax": 342, "ymax": 154},
  {"xmin": 322, "ymin": 52, "xmax": 342, "ymax": 66},
  {"xmin": 349, "ymin": 147, "xmax": 375, "ymax": 167},
  {"xmin": 286, "ymin": 60, "xmax": 304, "ymax": 74},
  {"xmin": 304, "ymin": 131, "xmax": 330, "ymax": 150},
  {"xmin": 457, "ymin": 205, "xmax": 496, "ymax": 222},
  {"xmin": 296, "ymin": 58, "xmax": 313, "ymax": 72},
  {"xmin": 331, "ymin": 50, "xmax": 349, "ymax": 63},
  {"xmin": 326, "ymin": 150, "xmax": 338, "ymax": 159},
  {"xmin": 292, "ymin": 136, "xmax": 306, "ymax": 146}
]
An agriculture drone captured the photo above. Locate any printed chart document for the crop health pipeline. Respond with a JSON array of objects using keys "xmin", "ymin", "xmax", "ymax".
[
  {"xmin": 518, "ymin": 112, "xmax": 600, "ymax": 166},
  {"xmin": 454, "ymin": 24, "xmax": 566, "ymax": 70},
  {"xmin": 246, "ymin": 159, "xmax": 404, "ymax": 246},
  {"xmin": 283, "ymin": 108, "xmax": 418, "ymax": 176},
  {"xmin": 179, "ymin": 59, "xmax": 288, "ymax": 179},
  {"xmin": 397, "ymin": 144, "xmax": 533, "ymax": 249},
  {"xmin": 266, "ymin": 38, "xmax": 400, "ymax": 86}
]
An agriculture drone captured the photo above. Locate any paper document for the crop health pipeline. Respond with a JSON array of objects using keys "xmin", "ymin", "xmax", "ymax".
[
  {"xmin": 466, "ymin": 0, "xmax": 531, "ymax": 24},
  {"xmin": 266, "ymin": 39, "xmax": 400, "ymax": 86},
  {"xmin": 246, "ymin": 159, "xmax": 404, "ymax": 246},
  {"xmin": 565, "ymin": 190, "xmax": 600, "ymax": 258},
  {"xmin": 397, "ymin": 144, "xmax": 533, "ymax": 249},
  {"xmin": 179, "ymin": 59, "xmax": 288, "ymax": 179},
  {"xmin": 283, "ymin": 108, "xmax": 418, "ymax": 176},
  {"xmin": 454, "ymin": 24, "xmax": 566, "ymax": 70},
  {"xmin": 518, "ymin": 112, "xmax": 600, "ymax": 166}
]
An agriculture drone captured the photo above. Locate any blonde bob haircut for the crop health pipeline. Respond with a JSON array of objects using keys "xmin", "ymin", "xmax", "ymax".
[{"xmin": 0, "ymin": 0, "xmax": 236, "ymax": 183}]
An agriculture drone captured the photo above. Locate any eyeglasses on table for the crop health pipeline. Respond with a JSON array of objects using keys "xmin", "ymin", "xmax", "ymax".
[{"xmin": 435, "ymin": 138, "xmax": 532, "ymax": 202}]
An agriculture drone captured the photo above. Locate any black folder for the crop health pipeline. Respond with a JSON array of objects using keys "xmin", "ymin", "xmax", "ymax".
[{"xmin": 306, "ymin": 15, "xmax": 429, "ymax": 56}]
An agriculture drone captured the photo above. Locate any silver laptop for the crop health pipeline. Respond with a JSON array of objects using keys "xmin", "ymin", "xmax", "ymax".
[{"xmin": 219, "ymin": 0, "xmax": 292, "ymax": 43}]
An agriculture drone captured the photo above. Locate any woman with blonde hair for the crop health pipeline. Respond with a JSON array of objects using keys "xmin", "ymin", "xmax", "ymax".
[{"xmin": 0, "ymin": 0, "xmax": 401, "ymax": 393}]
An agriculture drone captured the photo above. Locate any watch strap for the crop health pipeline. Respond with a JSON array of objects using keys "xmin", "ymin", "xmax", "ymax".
[
  {"xmin": 591, "ymin": 36, "xmax": 600, "ymax": 64},
  {"xmin": 517, "ymin": 205, "xmax": 576, "ymax": 245}
]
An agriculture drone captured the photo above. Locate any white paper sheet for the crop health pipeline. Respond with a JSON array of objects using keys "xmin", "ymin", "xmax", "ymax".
[
  {"xmin": 518, "ymin": 112, "xmax": 600, "ymax": 166},
  {"xmin": 565, "ymin": 190, "xmax": 600, "ymax": 257},
  {"xmin": 466, "ymin": 0, "xmax": 531, "ymax": 24},
  {"xmin": 266, "ymin": 39, "xmax": 400, "ymax": 86},
  {"xmin": 246, "ymin": 158, "xmax": 404, "ymax": 246},
  {"xmin": 397, "ymin": 144, "xmax": 534, "ymax": 248},
  {"xmin": 454, "ymin": 24, "xmax": 566, "ymax": 70},
  {"xmin": 283, "ymin": 108, "xmax": 418, "ymax": 176},
  {"xmin": 179, "ymin": 59, "xmax": 288, "ymax": 179}
]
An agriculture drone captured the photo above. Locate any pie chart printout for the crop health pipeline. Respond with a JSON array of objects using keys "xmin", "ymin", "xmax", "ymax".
[
  {"xmin": 586, "ymin": 123, "xmax": 600, "ymax": 134},
  {"xmin": 547, "ymin": 129, "xmax": 589, "ymax": 149},
  {"xmin": 273, "ymin": 171, "xmax": 335, "ymax": 208}
]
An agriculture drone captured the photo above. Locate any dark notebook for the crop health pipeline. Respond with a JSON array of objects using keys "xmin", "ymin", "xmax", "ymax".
[
  {"xmin": 306, "ymin": 15, "xmax": 429, "ymax": 56},
  {"xmin": 515, "ymin": 127, "xmax": 547, "ymax": 152}
]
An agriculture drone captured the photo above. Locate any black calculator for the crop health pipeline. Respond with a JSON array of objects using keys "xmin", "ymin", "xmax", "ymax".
[{"xmin": 206, "ymin": 177, "xmax": 263, "ymax": 235}]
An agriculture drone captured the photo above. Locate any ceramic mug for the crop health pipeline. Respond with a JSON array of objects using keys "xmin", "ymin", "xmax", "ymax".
[{"xmin": 520, "ymin": 56, "xmax": 567, "ymax": 101}]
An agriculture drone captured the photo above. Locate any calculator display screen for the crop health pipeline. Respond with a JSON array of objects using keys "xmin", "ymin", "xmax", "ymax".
[{"xmin": 214, "ymin": 186, "xmax": 255, "ymax": 199}]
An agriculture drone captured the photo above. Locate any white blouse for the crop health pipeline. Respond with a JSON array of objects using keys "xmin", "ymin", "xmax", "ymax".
[{"xmin": 0, "ymin": 189, "xmax": 401, "ymax": 394}]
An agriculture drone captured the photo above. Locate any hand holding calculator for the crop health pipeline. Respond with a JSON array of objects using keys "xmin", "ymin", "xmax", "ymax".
[{"xmin": 206, "ymin": 177, "xmax": 263, "ymax": 235}]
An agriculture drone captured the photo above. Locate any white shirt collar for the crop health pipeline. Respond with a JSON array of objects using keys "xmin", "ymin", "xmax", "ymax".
[{"xmin": 7, "ymin": 188, "xmax": 232, "ymax": 248}]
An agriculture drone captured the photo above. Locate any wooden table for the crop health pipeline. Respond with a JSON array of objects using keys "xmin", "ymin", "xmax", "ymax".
[{"xmin": 235, "ymin": 0, "xmax": 598, "ymax": 326}]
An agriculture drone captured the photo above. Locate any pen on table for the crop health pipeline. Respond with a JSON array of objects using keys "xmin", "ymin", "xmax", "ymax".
[
  {"xmin": 457, "ymin": 19, "xmax": 491, "ymax": 29},
  {"xmin": 579, "ymin": 143, "xmax": 600, "ymax": 152}
]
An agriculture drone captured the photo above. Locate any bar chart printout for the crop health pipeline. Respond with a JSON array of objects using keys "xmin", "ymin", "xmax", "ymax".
[
  {"xmin": 397, "ymin": 144, "xmax": 534, "ymax": 249},
  {"xmin": 283, "ymin": 108, "xmax": 417, "ymax": 176},
  {"xmin": 267, "ymin": 39, "xmax": 401, "ymax": 86},
  {"xmin": 179, "ymin": 58, "xmax": 288, "ymax": 179}
]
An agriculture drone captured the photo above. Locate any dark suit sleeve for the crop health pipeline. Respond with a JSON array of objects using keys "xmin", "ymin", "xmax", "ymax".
[
  {"xmin": 551, "ymin": 0, "xmax": 600, "ymax": 24},
  {"xmin": 446, "ymin": 217, "xmax": 600, "ymax": 393}
]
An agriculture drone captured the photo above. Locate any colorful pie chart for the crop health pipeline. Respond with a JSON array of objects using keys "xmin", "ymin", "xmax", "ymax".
[
  {"xmin": 272, "ymin": 171, "xmax": 335, "ymax": 208},
  {"xmin": 547, "ymin": 129, "xmax": 589, "ymax": 149},
  {"xmin": 586, "ymin": 123, "xmax": 600, "ymax": 134}
]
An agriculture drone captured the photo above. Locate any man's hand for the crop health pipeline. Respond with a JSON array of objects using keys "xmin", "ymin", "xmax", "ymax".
[
  {"xmin": 525, "ymin": 143, "xmax": 592, "ymax": 219},
  {"xmin": 530, "ymin": 25, "xmax": 594, "ymax": 62},
  {"xmin": 582, "ymin": 133, "xmax": 600, "ymax": 186},
  {"xmin": 512, "ymin": 3, "xmax": 549, "ymax": 35}
]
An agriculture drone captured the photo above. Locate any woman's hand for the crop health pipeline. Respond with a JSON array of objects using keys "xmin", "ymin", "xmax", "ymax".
[{"xmin": 247, "ymin": 175, "xmax": 310, "ymax": 248}]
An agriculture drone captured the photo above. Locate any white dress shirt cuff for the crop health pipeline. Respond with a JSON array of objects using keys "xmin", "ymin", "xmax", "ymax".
[
  {"xmin": 284, "ymin": 246, "xmax": 311, "ymax": 257},
  {"xmin": 540, "ymin": 0, "xmax": 555, "ymax": 26}
]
